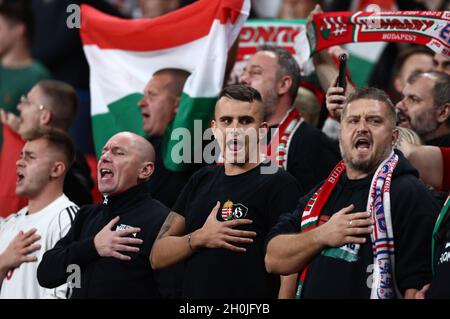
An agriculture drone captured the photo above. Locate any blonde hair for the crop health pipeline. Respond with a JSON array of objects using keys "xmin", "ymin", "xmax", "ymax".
[{"xmin": 396, "ymin": 126, "xmax": 422, "ymax": 147}]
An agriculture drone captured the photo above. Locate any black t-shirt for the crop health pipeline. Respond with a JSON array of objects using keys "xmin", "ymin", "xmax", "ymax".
[
  {"xmin": 147, "ymin": 136, "xmax": 194, "ymax": 208},
  {"xmin": 426, "ymin": 133, "xmax": 450, "ymax": 148},
  {"xmin": 146, "ymin": 136, "xmax": 204, "ymax": 298},
  {"xmin": 276, "ymin": 121, "xmax": 341, "ymax": 194},
  {"xmin": 64, "ymin": 149, "xmax": 94, "ymax": 206},
  {"xmin": 427, "ymin": 197, "xmax": 450, "ymax": 298},
  {"xmin": 173, "ymin": 162, "xmax": 301, "ymax": 299},
  {"xmin": 267, "ymin": 153, "xmax": 439, "ymax": 298}
]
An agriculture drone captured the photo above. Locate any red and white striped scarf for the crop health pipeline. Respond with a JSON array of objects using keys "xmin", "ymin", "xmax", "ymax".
[
  {"xmin": 266, "ymin": 107, "xmax": 303, "ymax": 169},
  {"xmin": 296, "ymin": 11, "xmax": 450, "ymax": 65}
]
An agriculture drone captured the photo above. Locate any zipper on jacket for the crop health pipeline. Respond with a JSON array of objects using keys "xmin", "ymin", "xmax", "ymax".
[{"xmin": 102, "ymin": 194, "xmax": 109, "ymax": 205}]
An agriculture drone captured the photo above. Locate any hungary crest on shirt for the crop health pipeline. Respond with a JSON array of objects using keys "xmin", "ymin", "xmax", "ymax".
[{"xmin": 220, "ymin": 200, "xmax": 248, "ymax": 221}]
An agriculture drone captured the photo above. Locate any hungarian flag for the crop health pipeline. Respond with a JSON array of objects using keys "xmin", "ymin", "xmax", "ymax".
[
  {"xmin": 80, "ymin": 0, "xmax": 250, "ymax": 171},
  {"xmin": 0, "ymin": 125, "xmax": 26, "ymax": 218}
]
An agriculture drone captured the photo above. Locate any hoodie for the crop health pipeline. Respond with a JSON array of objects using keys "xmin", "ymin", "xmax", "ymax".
[{"xmin": 267, "ymin": 150, "xmax": 440, "ymax": 298}]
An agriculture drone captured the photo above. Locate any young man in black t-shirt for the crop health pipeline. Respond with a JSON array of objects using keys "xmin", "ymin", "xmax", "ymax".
[
  {"xmin": 266, "ymin": 87, "xmax": 439, "ymax": 299},
  {"xmin": 150, "ymin": 85, "xmax": 301, "ymax": 298}
]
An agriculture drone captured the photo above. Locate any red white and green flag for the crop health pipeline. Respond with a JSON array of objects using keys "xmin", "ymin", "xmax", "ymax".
[{"xmin": 80, "ymin": 0, "xmax": 250, "ymax": 171}]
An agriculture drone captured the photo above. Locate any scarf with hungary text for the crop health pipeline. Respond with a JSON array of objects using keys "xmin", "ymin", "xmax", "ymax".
[{"xmin": 296, "ymin": 11, "xmax": 450, "ymax": 65}]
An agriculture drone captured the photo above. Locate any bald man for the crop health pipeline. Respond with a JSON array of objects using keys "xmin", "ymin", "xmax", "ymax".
[{"xmin": 37, "ymin": 132, "xmax": 170, "ymax": 299}]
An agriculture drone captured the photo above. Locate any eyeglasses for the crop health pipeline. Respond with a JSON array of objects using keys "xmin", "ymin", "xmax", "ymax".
[{"xmin": 19, "ymin": 95, "xmax": 46, "ymax": 111}]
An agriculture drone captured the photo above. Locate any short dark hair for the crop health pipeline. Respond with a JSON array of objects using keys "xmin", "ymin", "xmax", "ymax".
[
  {"xmin": 257, "ymin": 45, "xmax": 301, "ymax": 103},
  {"xmin": 0, "ymin": 0, "xmax": 33, "ymax": 45},
  {"xmin": 219, "ymin": 84, "xmax": 262, "ymax": 103},
  {"xmin": 153, "ymin": 68, "xmax": 190, "ymax": 97},
  {"xmin": 37, "ymin": 80, "xmax": 79, "ymax": 131},
  {"xmin": 343, "ymin": 87, "xmax": 397, "ymax": 127},
  {"xmin": 393, "ymin": 45, "xmax": 434, "ymax": 77},
  {"xmin": 26, "ymin": 127, "xmax": 75, "ymax": 169},
  {"xmin": 408, "ymin": 71, "xmax": 450, "ymax": 125},
  {"xmin": 218, "ymin": 84, "xmax": 264, "ymax": 120}
]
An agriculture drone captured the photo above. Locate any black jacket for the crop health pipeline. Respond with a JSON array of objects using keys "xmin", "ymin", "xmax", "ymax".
[
  {"xmin": 146, "ymin": 136, "xmax": 194, "ymax": 208},
  {"xmin": 427, "ymin": 133, "xmax": 450, "ymax": 148},
  {"xmin": 285, "ymin": 121, "xmax": 341, "ymax": 193},
  {"xmin": 37, "ymin": 183, "xmax": 169, "ymax": 299},
  {"xmin": 64, "ymin": 149, "xmax": 94, "ymax": 206},
  {"xmin": 268, "ymin": 150, "xmax": 440, "ymax": 298}
]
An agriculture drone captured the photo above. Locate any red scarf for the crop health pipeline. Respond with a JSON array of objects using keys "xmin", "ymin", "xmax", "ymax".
[
  {"xmin": 295, "ymin": 161, "xmax": 346, "ymax": 298},
  {"xmin": 297, "ymin": 11, "xmax": 450, "ymax": 65},
  {"xmin": 266, "ymin": 107, "xmax": 302, "ymax": 168}
]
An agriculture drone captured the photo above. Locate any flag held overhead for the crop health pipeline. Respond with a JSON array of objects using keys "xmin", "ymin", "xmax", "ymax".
[
  {"xmin": 296, "ymin": 11, "xmax": 450, "ymax": 65},
  {"xmin": 80, "ymin": 0, "xmax": 251, "ymax": 171}
]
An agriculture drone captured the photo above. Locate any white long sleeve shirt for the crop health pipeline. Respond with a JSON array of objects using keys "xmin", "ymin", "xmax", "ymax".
[{"xmin": 0, "ymin": 195, "xmax": 78, "ymax": 299}]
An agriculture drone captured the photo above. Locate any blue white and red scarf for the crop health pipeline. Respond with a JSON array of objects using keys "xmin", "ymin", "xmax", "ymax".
[{"xmin": 367, "ymin": 151, "xmax": 399, "ymax": 299}]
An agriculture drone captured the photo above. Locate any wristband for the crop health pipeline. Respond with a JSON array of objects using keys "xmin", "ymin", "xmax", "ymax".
[{"xmin": 188, "ymin": 233, "xmax": 195, "ymax": 251}]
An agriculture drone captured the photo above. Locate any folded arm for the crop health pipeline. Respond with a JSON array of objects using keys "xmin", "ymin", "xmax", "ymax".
[{"xmin": 266, "ymin": 205, "xmax": 372, "ymax": 275}]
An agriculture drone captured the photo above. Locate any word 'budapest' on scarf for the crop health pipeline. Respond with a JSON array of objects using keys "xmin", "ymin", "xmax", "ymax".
[
  {"xmin": 295, "ymin": 152, "xmax": 399, "ymax": 299},
  {"xmin": 296, "ymin": 11, "xmax": 450, "ymax": 64}
]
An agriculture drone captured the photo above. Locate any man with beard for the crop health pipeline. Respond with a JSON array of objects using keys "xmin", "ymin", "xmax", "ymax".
[
  {"xmin": 150, "ymin": 85, "xmax": 301, "ymax": 298},
  {"xmin": 37, "ymin": 132, "xmax": 169, "ymax": 298},
  {"xmin": 396, "ymin": 71, "xmax": 450, "ymax": 147},
  {"xmin": 239, "ymin": 45, "xmax": 341, "ymax": 193},
  {"xmin": 265, "ymin": 87, "xmax": 439, "ymax": 299}
]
